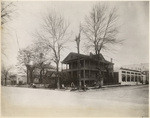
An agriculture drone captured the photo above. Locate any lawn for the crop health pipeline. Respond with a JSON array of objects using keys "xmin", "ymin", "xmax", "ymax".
[{"xmin": 1, "ymin": 85, "xmax": 149, "ymax": 117}]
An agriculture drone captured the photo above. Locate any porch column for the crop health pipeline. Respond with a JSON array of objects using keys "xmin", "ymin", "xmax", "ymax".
[
  {"xmin": 84, "ymin": 70, "xmax": 85, "ymax": 78},
  {"xmin": 125, "ymin": 73, "xmax": 127, "ymax": 82},
  {"xmin": 83, "ymin": 80, "xmax": 85, "ymax": 85},
  {"xmin": 61, "ymin": 63, "xmax": 63, "ymax": 71},
  {"xmin": 129, "ymin": 72, "xmax": 131, "ymax": 82},
  {"xmin": 134, "ymin": 73, "xmax": 136, "ymax": 82},
  {"xmin": 79, "ymin": 80, "xmax": 82, "ymax": 89}
]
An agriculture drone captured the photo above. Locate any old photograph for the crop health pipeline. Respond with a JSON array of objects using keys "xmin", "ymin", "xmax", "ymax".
[{"xmin": 1, "ymin": 1, "xmax": 149, "ymax": 117}]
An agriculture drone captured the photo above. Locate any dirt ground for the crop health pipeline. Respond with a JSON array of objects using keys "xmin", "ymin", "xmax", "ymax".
[{"xmin": 1, "ymin": 85, "xmax": 149, "ymax": 117}]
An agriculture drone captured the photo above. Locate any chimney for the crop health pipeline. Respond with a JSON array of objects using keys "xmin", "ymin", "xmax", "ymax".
[
  {"xmin": 90, "ymin": 52, "xmax": 93, "ymax": 57},
  {"xmin": 111, "ymin": 58, "xmax": 113, "ymax": 63}
]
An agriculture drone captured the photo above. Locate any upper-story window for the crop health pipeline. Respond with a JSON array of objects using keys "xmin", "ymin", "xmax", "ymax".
[
  {"xmin": 80, "ymin": 60, "xmax": 84, "ymax": 67},
  {"xmin": 72, "ymin": 62, "xmax": 77, "ymax": 69},
  {"xmin": 127, "ymin": 72, "xmax": 130, "ymax": 74},
  {"xmin": 122, "ymin": 71, "xmax": 126, "ymax": 73}
]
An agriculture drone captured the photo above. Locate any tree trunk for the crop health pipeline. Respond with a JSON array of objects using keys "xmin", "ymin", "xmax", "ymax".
[
  {"xmin": 77, "ymin": 44, "xmax": 80, "ymax": 54},
  {"xmin": 40, "ymin": 69, "xmax": 43, "ymax": 84},
  {"xmin": 26, "ymin": 66, "xmax": 29, "ymax": 84},
  {"xmin": 5, "ymin": 77, "xmax": 7, "ymax": 86},
  {"xmin": 30, "ymin": 68, "xmax": 34, "ymax": 83},
  {"xmin": 97, "ymin": 54, "xmax": 103, "ymax": 88},
  {"xmin": 56, "ymin": 62, "xmax": 60, "ymax": 89}
]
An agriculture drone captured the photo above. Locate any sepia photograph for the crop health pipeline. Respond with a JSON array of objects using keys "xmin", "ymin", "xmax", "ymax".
[{"xmin": 1, "ymin": 1, "xmax": 149, "ymax": 117}]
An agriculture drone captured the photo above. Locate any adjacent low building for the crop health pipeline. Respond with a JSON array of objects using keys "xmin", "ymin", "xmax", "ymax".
[
  {"xmin": 17, "ymin": 74, "xmax": 27, "ymax": 84},
  {"xmin": 118, "ymin": 68, "xmax": 146, "ymax": 85},
  {"xmin": 122, "ymin": 63, "xmax": 149, "ymax": 84}
]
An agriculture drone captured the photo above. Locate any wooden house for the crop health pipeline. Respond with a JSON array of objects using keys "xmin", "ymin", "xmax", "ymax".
[
  {"xmin": 32, "ymin": 63, "xmax": 56, "ymax": 84},
  {"xmin": 62, "ymin": 52, "xmax": 115, "ymax": 87}
]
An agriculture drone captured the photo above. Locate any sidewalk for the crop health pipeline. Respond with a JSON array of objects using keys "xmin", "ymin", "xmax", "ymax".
[{"xmin": 102, "ymin": 84, "xmax": 121, "ymax": 88}]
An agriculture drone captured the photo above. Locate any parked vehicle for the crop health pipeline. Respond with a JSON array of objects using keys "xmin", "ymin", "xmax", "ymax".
[{"xmin": 29, "ymin": 83, "xmax": 37, "ymax": 88}]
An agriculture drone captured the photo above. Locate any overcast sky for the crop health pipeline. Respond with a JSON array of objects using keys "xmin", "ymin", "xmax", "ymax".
[{"xmin": 2, "ymin": 1, "xmax": 149, "ymax": 68}]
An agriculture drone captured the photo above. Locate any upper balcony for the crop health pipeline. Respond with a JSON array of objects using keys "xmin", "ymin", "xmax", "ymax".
[{"xmin": 62, "ymin": 59, "xmax": 112, "ymax": 72}]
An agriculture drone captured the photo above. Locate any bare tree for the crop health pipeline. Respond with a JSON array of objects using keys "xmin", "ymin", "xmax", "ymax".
[
  {"xmin": 82, "ymin": 3, "xmax": 122, "ymax": 87},
  {"xmin": 34, "ymin": 12, "xmax": 70, "ymax": 89},
  {"xmin": 1, "ymin": 2, "xmax": 16, "ymax": 58},
  {"xmin": 17, "ymin": 47, "xmax": 34, "ymax": 84},
  {"xmin": 31, "ymin": 44, "xmax": 51, "ymax": 84},
  {"xmin": 1, "ymin": 2, "xmax": 15, "ymax": 26},
  {"xmin": 75, "ymin": 25, "xmax": 82, "ymax": 54},
  {"xmin": 17, "ymin": 44, "xmax": 52, "ymax": 84},
  {"xmin": 1, "ymin": 65, "xmax": 12, "ymax": 86}
]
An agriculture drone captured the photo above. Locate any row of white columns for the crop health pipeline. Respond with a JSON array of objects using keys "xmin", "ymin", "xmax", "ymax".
[
  {"xmin": 119, "ymin": 70, "xmax": 143, "ymax": 83},
  {"xmin": 122, "ymin": 73, "xmax": 142, "ymax": 82}
]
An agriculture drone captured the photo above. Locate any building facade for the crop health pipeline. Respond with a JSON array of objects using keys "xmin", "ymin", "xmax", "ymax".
[
  {"xmin": 17, "ymin": 74, "xmax": 27, "ymax": 84},
  {"xmin": 62, "ymin": 52, "xmax": 115, "ymax": 87},
  {"xmin": 118, "ymin": 68, "xmax": 146, "ymax": 85},
  {"xmin": 122, "ymin": 63, "xmax": 149, "ymax": 84}
]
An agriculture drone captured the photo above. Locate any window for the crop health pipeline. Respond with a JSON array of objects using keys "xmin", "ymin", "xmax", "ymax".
[
  {"xmin": 122, "ymin": 74, "xmax": 126, "ymax": 82},
  {"xmin": 122, "ymin": 71, "xmax": 126, "ymax": 73},
  {"xmin": 127, "ymin": 75, "xmax": 130, "ymax": 81},
  {"xmin": 80, "ymin": 60, "xmax": 84, "ymax": 67},
  {"xmin": 131, "ymin": 75, "xmax": 134, "ymax": 81},
  {"xmin": 139, "ymin": 76, "xmax": 141, "ymax": 82},
  {"xmin": 140, "ymin": 76, "xmax": 143, "ymax": 83},
  {"xmin": 69, "ymin": 64, "xmax": 72, "ymax": 69},
  {"xmin": 135, "ymin": 76, "xmax": 137, "ymax": 82},
  {"xmin": 81, "ymin": 70, "xmax": 84, "ymax": 78},
  {"xmin": 127, "ymin": 72, "xmax": 130, "ymax": 74},
  {"xmin": 131, "ymin": 72, "xmax": 134, "ymax": 74},
  {"xmin": 85, "ymin": 70, "xmax": 89, "ymax": 78}
]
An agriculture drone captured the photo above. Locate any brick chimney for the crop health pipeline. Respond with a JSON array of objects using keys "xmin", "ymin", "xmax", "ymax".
[{"xmin": 111, "ymin": 58, "xmax": 113, "ymax": 63}]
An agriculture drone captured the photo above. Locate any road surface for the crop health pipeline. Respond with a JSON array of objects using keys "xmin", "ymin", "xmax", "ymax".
[{"xmin": 1, "ymin": 85, "xmax": 149, "ymax": 117}]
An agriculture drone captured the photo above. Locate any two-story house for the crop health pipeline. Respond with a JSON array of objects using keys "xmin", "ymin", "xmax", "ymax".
[{"xmin": 62, "ymin": 52, "xmax": 114, "ymax": 87}]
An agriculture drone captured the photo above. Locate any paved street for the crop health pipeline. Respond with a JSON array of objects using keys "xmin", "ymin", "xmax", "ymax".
[{"xmin": 1, "ymin": 85, "xmax": 149, "ymax": 117}]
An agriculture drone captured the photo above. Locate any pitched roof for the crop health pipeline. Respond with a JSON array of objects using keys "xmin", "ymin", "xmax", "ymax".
[
  {"xmin": 45, "ymin": 71, "xmax": 57, "ymax": 77},
  {"xmin": 35, "ymin": 63, "xmax": 56, "ymax": 70},
  {"xmin": 120, "ymin": 68, "xmax": 142, "ymax": 72},
  {"xmin": 62, "ymin": 52, "xmax": 112, "ymax": 64}
]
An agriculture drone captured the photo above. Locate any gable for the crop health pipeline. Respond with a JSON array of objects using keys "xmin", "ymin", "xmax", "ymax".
[
  {"xmin": 51, "ymin": 73, "xmax": 56, "ymax": 77},
  {"xmin": 63, "ymin": 53, "xmax": 77, "ymax": 62},
  {"xmin": 62, "ymin": 53, "xmax": 83, "ymax": 64}
]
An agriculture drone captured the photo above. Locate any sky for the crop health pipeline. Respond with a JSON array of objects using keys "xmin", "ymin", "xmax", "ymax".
[{"xmin": 2, "ymin": 1, "xmax": 149, "ymax": 69}]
